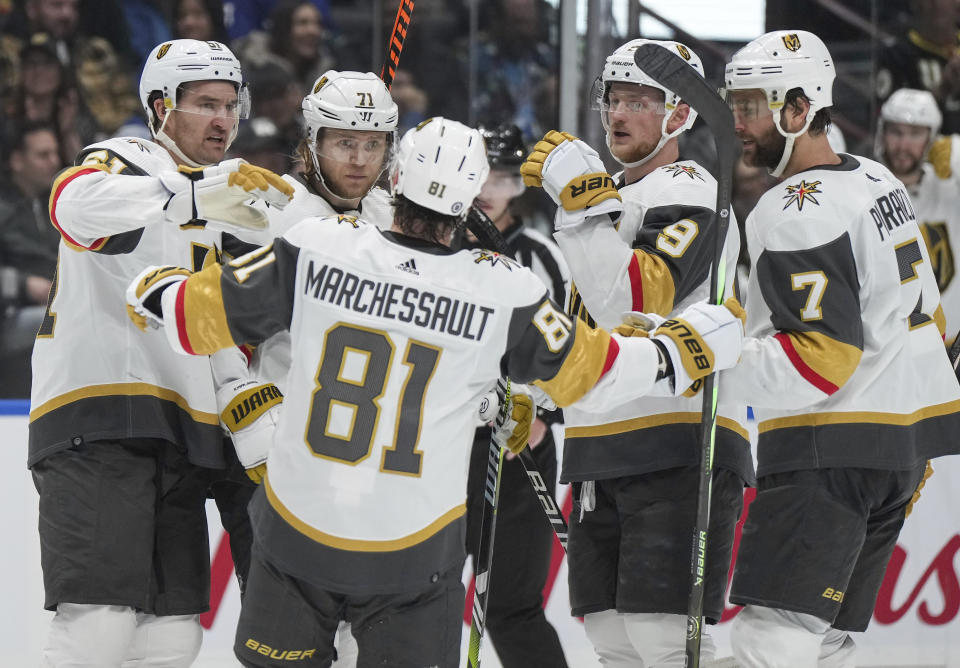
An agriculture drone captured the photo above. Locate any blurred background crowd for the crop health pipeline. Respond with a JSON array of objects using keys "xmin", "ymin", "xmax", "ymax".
[{"xmin": 0, "ymin": 0, "xmax": 951, "ymax": 397}]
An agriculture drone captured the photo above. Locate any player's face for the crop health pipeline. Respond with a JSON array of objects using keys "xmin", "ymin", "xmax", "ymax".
[
  {"xmin": 316, "ymin": 128, "xmax": 389, "ymax": 200},
  {"xmin": 164, "ymin": 81, "xmax": 240, "ymax": 165},
  {"xmin": 605, "ymin": 83, "xmax": 666, "ymax": 163},
  {"xmin": 729, "ymin": 89, "xmax": 785, "ymax": 171},
  {"xmin": 475, "ymin": 168, "xmax": 523, "ymax": 223},
  {"xmin": 882, "ymin": 122, "xmax": 930, "ymax": 177}
]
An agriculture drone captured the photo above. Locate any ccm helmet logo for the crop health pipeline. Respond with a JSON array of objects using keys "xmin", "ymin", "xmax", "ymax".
[
  {"xmin": 156, "ymin": 43, "xmax": 171, "ymax": 59},
  {"xmin": 782, "ymin": 34, "xmax": 801, "ymax": 52}
]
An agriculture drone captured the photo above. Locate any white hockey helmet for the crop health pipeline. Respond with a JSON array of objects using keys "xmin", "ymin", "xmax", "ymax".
[
  {"xmin": 724, "ymin": 30, "xmax": 835, "ymax": 176},
  {"xmin": 592, "ymin": 38, "xmax": 704, "ymax": 168},
  {"xmin": 139, "ymin": 40, "xmax": 249, "ymax": 165},
  {"xmin": 392, "ymin": 117, "xmax": 489, "ymax": 219},
  {"xmin": 876, "ymin": 88, "xmax": 942, "ymax": 164},
  {"xmin": 302, "ymin": 70, "xmax": 399, "ymax": 137}
]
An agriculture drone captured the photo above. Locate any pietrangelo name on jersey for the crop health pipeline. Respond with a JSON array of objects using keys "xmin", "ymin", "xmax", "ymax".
[
  {"xmin": 871, "ymin": 186, "xmax": 917, "ymax": 241},
  {"xmin": 304, "ymin": 261, "xmax": 496, "ymax": 341}
]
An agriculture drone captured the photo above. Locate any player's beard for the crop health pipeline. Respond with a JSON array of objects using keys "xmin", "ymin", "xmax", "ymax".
[
  {"xmin": 752, "ymin": 124, "xmax": 788, "ymax": 172},
  {"xmin": 884, "ymin": 150, "xmax": 922, "ymax": 179},
  {"xmin": 609, "ymin": 131, "xmax": 661, "ymax": 164}
]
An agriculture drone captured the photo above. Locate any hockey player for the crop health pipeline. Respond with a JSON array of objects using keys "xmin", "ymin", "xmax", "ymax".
[
  {"xmin": 125, "ymin": 116, "xmax": 746, "ymax": 668},
  {"xmin": 29, "ymin": 39, "xmax": 293, "ymax": 667},
  {"xmin": 236, "ymin": 69, "xmax": 400, "ymax": 668},
  {"xmin": 464, "ymin": 123, "xmax": 571, "ymax": 667},
  {"xmin": 875, "ymin": 88, "xmax": 960, "ymax": 341},
  {"xmin": 521, "ymin": 39, "xmax": 751, "ymax": 666},
  {"xmin": 722, "ymin": 30, "xmax": 960, "ymax": 666}
]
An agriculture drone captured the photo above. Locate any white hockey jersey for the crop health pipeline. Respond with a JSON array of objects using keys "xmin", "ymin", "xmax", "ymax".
[
  {"xmin": 907, "ymin": 163, "xmax": 960, "ymax": 342},
  {"xmin": 554, "ymin": 161, "xmax": 752, "ymax": 483},
  {"xmin": 241, "ymin": 177, "xmax": 395, "ymax": 387},
  {"xmin": 29, "ymin": 137, "xmax": 226, "ymax": 467},
  {"xmin": 162, "ymin": 218, "xmax": 668, "ymax": 592},
  {"xmin": 723, "ymin": 154, "xmax": 960, "ymax": 476}
]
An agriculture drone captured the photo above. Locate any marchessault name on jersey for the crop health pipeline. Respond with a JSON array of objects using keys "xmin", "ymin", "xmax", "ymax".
[{"xmin": 304, "ymin": 260, "xmax": 496, "ymax": 341}]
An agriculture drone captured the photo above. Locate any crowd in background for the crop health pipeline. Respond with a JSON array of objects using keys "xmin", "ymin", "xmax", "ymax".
[{"xmin": 0, "ymin": 0, "xmax": 955, "ymax": 397}]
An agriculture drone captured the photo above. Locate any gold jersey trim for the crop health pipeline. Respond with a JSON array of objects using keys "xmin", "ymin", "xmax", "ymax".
[
  {"xmin": 565, "ymin": 412, "xmax": 749, "ymax": 443},
  {"xmin": 534, "ymin": 319, "xmax": 611, "ymax": 407},
  {"xmin": 264, "ymin": 475, "xmax": 466, "ymax": 552},
  {"xmin": 183, "ymin": 264, "xmax": 236, "ymax": 354},
  {"xmin": 758, "ymin": 398, "xmax": 960, "ymax": 433},
  {"xmin": 29, "ymin": 382, "xmax": 219, "ymax": 424}
]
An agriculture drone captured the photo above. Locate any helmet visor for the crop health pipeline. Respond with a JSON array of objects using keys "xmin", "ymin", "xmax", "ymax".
[
  {"xmin": 173, "ymin": 82, "xmax": 251, "ymax": 120},
  {"xmin": 315, "ymin": 129, "xmax": 392, "ymax": 167},
  {"xmin": 724, "ymin": 89, "xmax": 773, "ymax": 124},
  {"xmin": 591, "ymin": 77, "xmax": 668, "ymax": 129}
]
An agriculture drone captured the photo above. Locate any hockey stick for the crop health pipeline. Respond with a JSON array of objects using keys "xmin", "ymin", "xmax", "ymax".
[
  {"xmin": 466, "ymin": 205, "xmax": 570, "ymax": 552},
  {"xmin": 633, "ymin": 43, "xmax": 737, "ymax": 668},
  {"xmin": 379, "ymin": 0, "xmax": 415, "ymax": 90},
  {"xmin": 466, "ymin": 380, "xmax": 510, "ymax": 668}
]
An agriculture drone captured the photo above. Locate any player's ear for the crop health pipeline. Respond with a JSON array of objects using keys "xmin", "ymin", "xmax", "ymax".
[
  {"xmin": 783, "ymin": 96, "xmax": 811, "ymax": 133},
  {"xmin": 153, "ymin": 97, "xmax": 167, "ymax": 123},
  {"xmin": 666, "ymin": 102, "xmax": 691, "ymax": 133}
]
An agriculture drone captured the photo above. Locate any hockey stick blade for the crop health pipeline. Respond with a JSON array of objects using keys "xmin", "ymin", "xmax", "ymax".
[
  {"xmin": 633, "ymin": 43, "xmax": 738, "ymax": 668},
  {"xmin": 380, "ymin": 0, "xmax": 415, "ymax": 90}
]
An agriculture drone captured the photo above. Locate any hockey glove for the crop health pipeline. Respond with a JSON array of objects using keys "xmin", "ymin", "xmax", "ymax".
[
  {"xmin": 521, "ymin": 130, "xmax": 622, "ymax": 229},
  {"xmin": 210, "ymin": 348, "xmax": 281, "ymax": 484},
  {"xmin": 647, "ymin": 299, "xmax": 745, "ymax": 397},
  {"xmin": 160, "ymin": 159, "xmax": 294, "ymax": 231},
  {"xmin": 125, "ymin": 265, "xmax": 192, "ymax": 331},
  {"xmin": 488, "ymin": 379, "xmax": 535, "ymax": 456}
]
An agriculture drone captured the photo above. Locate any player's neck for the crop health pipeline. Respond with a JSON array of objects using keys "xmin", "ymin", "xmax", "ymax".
[
  {"xmin": 622, "ymin": 139, "xmax": 679, "ymax": 183},
  {"xmin": 781, "ymin": 134, "xmax": 841, "ymax": 179}
]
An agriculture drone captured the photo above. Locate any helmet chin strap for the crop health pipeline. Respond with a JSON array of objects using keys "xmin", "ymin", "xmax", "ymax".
[{"xmin": 769, "ymin": 108, "xmax": 814, "ymax": 178}]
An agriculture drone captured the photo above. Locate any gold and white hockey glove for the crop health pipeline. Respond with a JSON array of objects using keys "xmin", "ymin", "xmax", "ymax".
[
  {"xmin": 482, "ymin": 379, "xmax": 535, "ymax": 456},
  {"xmin": 160, "ymin": 159, "xmax": 294, "ymax": 231},
  {"xmin": 521, "ymin": 130, "xmax": 622, "ymax": 230},
  {"xmin": 649, "ymin": 299, "xmax": 745, "ymax": 396},
  {"xmin": 617, "ymin": 299, "xmax": 745, "ymax": 396},
  {"xmin": 210, "ymin": 348, "xmax": 282, "ymax": 484},
  {"xmin": 125, "ymin": 265, "xmax": 191, "ymax": 331}
]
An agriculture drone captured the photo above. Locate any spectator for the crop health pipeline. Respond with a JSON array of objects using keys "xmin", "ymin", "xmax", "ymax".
[
  {"xmin": 174, "ymin": 0, "xmax": 229, "ymax": 43},
  {"xmin": 122, "ymin": 0, "xmax": 173, "ymax": 67},
  {"xmin": 223, "ymin": 0, "xmax": 331, "ymax": 42},
  {"xmin": 3, "ymin": 37, "xmax": 98, "ymax": 163},
  {"xmin": 0, "ymin": 120, "xmax": 63, "ymax": 398},
  {"xmin": 876, "ymin": 0, "xmax": 960, "ymax": 133},
  {"xmin": 244, "ymin": 61, "xmax": 304, "ymax": 167},
  {"xmin": 233, "ymin": 0, "xmax": 335, "ymax": 91}
]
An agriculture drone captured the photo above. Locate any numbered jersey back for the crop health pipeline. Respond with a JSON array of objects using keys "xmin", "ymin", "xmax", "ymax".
[{"xmin": 263, "ymin": 219, "xmax": 546, "ymax": 548}]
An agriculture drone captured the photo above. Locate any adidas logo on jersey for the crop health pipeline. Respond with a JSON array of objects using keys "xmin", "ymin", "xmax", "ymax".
[{"xmin": 397, "ymin": 258, "xmax": 419, "ymax": 275}]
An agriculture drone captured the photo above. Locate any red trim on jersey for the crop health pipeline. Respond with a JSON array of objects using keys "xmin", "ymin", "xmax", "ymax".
[
  {"xmin": 175, "ymin": 282, "xmax": 196, "ymax": 355},
  {"xmin": 50, "ymin": 167, "xmax": 108, "ymax": 251},
  {"xmin": 598, "ymin": 337, "xmax": 620, "ymax": 379},
  {"xmin": 627, "ymin": 254, "xmax": 644, "ymax": 311},
  {"xmin": 775, "ymin": 332, "xmax": 839, "ymax": 395}
]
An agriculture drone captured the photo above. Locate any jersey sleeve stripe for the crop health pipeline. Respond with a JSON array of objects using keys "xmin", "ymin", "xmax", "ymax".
[
  {"xmin": 600, "ymin": 335, "xmax": 619, "ymax": 377},
  {"xmin": 775, "ymin": 331, "xmax": 854, "ymax": 395},
  {"xmin": 627, "ymin": 254, "xmax": 644, "ymax": 311},
  {"xmin": 48, "ymin": 165, "xmax": 111, "ymax": 252},
  {"xmin": 533, "ymin": 319, "xmax": 613, "ymax": 407},
  {"xmin": 179, "ymin": 264, "xmax": 236, "ymax": 355},
  {"xmin": 174, "ymin": 281, "xmax": 196, "ymax": 356},
  {"xmin": 631, "ymin": 250, "xmax": 676, "ymax": 315}
]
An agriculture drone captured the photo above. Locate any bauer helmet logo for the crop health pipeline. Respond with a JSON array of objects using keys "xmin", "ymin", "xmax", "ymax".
[
  {"xmin": 782, "ymin": 34, "xmax": 802, "ymax": 52},
  {"xmin": 313, "ymin": 76, "xmax": 328, "ymax": 94},
  {"xmin": 676, "ymin": 44, "xmax": 692, "ymax": 60},
  {"xmin": 156, "ymin": 43, "xmax": 171, "ymax": 59}
]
